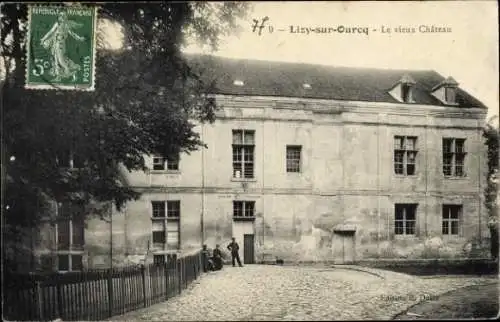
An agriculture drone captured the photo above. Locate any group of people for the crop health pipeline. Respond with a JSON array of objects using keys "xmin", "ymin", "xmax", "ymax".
[{"xmin": 202, "ymin": 237, "xmax": 244, "ymax": 272}]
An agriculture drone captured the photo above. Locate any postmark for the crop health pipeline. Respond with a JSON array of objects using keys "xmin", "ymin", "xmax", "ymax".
[{"xmin": 25, "ymin": 5, "xmax": 97, "ymax": 91}]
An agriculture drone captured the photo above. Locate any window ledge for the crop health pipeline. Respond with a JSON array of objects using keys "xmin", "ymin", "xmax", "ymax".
[
  {"xmin": 443, "ymin": 176, "xmax": 468, "ymax": 180},
  {"xmin": 151, "ymin": 217, "xmax": 180, "ymax": 220},
  {"xmin": 231, "ymin": 177, "xmax": 257, "ymax": 182},
  {"xmin": 393, "ymin": 174, "xmax": 418, "ymax": 178},
  {"xmin": 55, "ymin": 250, "xmax": 85, "ymax": 254},
  {"xmin": 394, "ymin": 235, "xmax": 418, "ymax": 239},
  {"xmin": 233, "ymin": 216, "xmax": 256, "ymax": 222},
  {"xmin": 150, "ymin": 170, "xmax": 181, "ymax": 174},
  {"xmin": 442, "ymin": 234, "xmax": 464, "ymax": 239},
  {"xmin": 153, "ymin": 250, "xmax": 180, "ymax": 255}
]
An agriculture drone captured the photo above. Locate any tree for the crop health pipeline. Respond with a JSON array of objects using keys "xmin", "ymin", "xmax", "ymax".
[
  {"xmin": 1, "ymin": 2, "xmax": 250, "ymax": 270},
  {"xmin": 483, "ymin": 116, "xmax": 499, "ymax": 260}
]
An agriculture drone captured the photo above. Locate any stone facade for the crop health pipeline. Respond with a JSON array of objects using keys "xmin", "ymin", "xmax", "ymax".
[{"xmin": 31, "ymin": 92, "xmax": 490, "ymax": 271}]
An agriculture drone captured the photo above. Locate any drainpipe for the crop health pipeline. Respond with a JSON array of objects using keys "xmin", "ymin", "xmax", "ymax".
[
  {"xmin": 477, "ymin": 123, "xmax": 482, "ymax": 244},
  {"xmin": 377, "ymin": 114, "xmax": 381, "ymax": 253},
  {"xmin": 201, "ymin": 122, "xmax": 205, "ymax": 245},
  {"xmin": 261, "ymin": 112, "xmax": 266, "ymax": 262}
]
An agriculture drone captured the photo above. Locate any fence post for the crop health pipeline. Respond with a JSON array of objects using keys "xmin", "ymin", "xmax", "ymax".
[
  {"xmin": 177, "ymin": 259, "xmax": 182, "ymax": 294},
  {"xmin": 141, "ymin": 264, "xmax": 147, "ymax": 308},
  {"xmin": 56, "ymin": 275, "xmax": 63, "ymax": 319},
  {"xmin": 35, "ymin": 281, "xmax": 44, "ymax": 321},
  {"xmin": 164, "ymin": 262, "xmax": 169, "ymax": 300},
  {"xmin": 107, "ymin": 269, "xmax": 113, "ymax": 318}
]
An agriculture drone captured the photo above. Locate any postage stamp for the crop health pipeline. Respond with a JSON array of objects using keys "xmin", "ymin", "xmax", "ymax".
[{"xmin": 25, "ymin": 5, "xmax": 97, "ymax": 91}]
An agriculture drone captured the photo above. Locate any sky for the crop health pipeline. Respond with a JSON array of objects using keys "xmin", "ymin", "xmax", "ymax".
[
  {"xmin": 1, "ymin": 2, "xmax": 497, "ymax": 125},
  {"xmin": 183, "ymin": 1, "xmax": 499, "ymax": 125}
]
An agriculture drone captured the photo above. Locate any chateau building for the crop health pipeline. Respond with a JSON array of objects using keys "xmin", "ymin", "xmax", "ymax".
[{"xmin": 33, "ymin": 54, "xmax": 489, "ymax": 271}]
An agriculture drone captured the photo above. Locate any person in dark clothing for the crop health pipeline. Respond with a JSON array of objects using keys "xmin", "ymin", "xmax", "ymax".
[
  {"xmin": 201, "ymin": 244, "xmax": 213, "ymax": 272},
  {"xmin": 212, "ymin": 244, "xmax": 224, "ymax": 271},
  {"xmin": 227, "ymin": 237, "xmax": 243, "ymax": 267}
]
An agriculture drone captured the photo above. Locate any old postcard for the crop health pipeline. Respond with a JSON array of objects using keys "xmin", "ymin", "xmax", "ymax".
[{"xmin": 2, "ymin": 1, "xmax": 498, "ymax": 321}]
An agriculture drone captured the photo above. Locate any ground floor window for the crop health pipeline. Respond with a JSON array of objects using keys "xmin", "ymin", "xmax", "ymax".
[
  {"xmin": 56, "ymin": 202, "xmax": 85, "ymax": 271},
  {"xmin": 153, "ymin": 254, "xmax": 166, "ymax": 265},
  {"xmin": 442, "ymin": 204, "xmax": 462, "ymax": 235},
  {"xmin": 394, "ymin": 203, "xmax": 417, "ymax": 235},
  {"xmin": 151, "ymin": 201, "xmax": 180, "ymax": 250}
]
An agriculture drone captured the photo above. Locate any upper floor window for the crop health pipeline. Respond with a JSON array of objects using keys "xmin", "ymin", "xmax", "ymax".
[
  {"xmin": 286, "ymin": 145, "xmax": 302, "ymax": 173},
  {"xmin": 56, "ymin": 202, "xmax": 85, "ymax": 271},
  {"xmin": 233, "ymin": 201, "xmax": 255, "ymax": 221},
  {"xmin": 442, "ymin": 204, "xmax": 462, "ymax": 236},
  {"xmin": 152, "ymin": 154, "xmax": 179, "ymax": 171},
  {"xmin": 394, "ymin": 204, "xmax": 417, "ymax": 235},
  {"xmin": 445, "ymin": 87, "xmax": 456, "ymax": 104},
  {"xmin": 443, "ymin": 138, "xmax": 466, "ymax": 177},
  {"xmin": 401, "ymin": 83, "xmax": 412, "ymax": 103},
  {"xmin": 394, "ymin": 136, "xmax": 417, "ymax": 175},
  {"xmin": 232, "ymin": 130, "xmax": 255, "ymax": 179}
]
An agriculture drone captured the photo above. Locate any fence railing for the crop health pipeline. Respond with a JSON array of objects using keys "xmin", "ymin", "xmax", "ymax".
[{"xmin": 3, "ymin": 251, "xmax": 203, "ymax": 321}]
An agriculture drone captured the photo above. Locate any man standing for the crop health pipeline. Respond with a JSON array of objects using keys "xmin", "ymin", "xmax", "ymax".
[{"xmin": 227, "ymin": 237, "xmax": 243, "ymax": 267}]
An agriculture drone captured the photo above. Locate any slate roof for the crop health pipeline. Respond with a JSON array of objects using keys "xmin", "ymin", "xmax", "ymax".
[{"xmin": 185, "ymin": 53, "xmax": 487, "ymax": 109}]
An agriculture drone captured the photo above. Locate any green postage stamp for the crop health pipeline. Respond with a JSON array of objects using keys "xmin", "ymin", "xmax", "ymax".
[{"xmin": 26, "ymin": 5, "xmax": 97, "ymax": 91}]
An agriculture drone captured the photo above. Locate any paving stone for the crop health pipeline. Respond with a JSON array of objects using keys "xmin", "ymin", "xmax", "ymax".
[{"xmin": 109, "ymin": 265, "xmax": 497, "ymax": 321}]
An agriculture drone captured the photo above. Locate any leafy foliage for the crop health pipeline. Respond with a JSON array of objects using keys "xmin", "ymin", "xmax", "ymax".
[
  {"xmin": 483, "ymin": 118, "xmax": 499, "ymax": 223},
  {"xmin": 483, "ymin": 116, "xmax": 499, "ymax": 259},
  {"xmin": 1, "ymin": 2, "xmax": 250, "ymax": 229}
]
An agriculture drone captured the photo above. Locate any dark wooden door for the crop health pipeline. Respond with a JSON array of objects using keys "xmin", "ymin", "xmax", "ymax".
[{"xmin": 243, "ymin": 234, "xmax": 255, "ymax": 264}]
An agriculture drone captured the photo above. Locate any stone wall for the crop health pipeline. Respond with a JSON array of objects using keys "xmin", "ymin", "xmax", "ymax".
[{"xmin": 31, "ymin": 95, "xmax": 490, "ymax": 269}]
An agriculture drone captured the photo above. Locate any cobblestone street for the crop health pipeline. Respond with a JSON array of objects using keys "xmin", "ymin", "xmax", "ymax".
[{"xmin": 109, "ymin": 265, "xmax": 497, "ymax": 321}]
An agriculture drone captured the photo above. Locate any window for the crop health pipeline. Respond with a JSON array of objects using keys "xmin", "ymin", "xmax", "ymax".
[
  {"xmin": 152, "ymin": 156, "xmax": 165, "ymax": 170},
  {"xmin": 152, "ymin": 154, "xmax": 180, "ymax": 171},
  {"xmin": 152, "ymin": 201, "xmax": 165, "ymax": 218},
  {"xmin": 401, "ymin": 83, "xmax": 412, "ymax": 103},
  {"xmin": 286, "ymin": 145, "xmax": 302, "ymax": 173},
  {"xmin": 56, "ymin": 202, "xmax": 85, "ymax": 271},
  {"xmin": 394, "ymin": 136, "xmax": 418, "ymax": 175},
  {"xmin": 167, "ymin": 200, "xmax": 180, "ymax": 218},
  {"xmin": 443, "ymin": 138, "xmax": 466, "ymax": 177},
  {"xmin": 166, "ymin": 201, "xmax": 180, "ymax": 249},
  {"xmin": 151, "ymin": 201, "xmax": 180, "ymax": 250},
  {"xmin": 232, "ymin": 130, "xmax": 255, "ymax": 179},
  {"xmin": 394, "ymin": 204, "xmax": 417, "ymax": 235},
  {"xmin": 233, "ymin": 201, "xmax": 255, "ymax": 220},
  {"xmin": 153, "ymin": 255, "xmax": 165, "ymax": 265},
  {"xmin": 442, "ymin": 205, "xmax": 461, "ymax": 235},
  {"xmin": 445, "ymin": 87, "xmax": 456, "ymax": 104},
  {"xmin": 166, "ymin": 155, "xmax": 179, "ymax": 171}
]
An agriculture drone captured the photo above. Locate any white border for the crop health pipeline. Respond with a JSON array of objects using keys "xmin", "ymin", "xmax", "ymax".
[{"xmin": 24, "ymin": 5, "xmax": 98, "ymax": 91}]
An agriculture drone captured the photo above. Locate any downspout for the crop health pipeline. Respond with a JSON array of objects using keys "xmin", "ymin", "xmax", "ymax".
[
  {"xmin": 261, "ymin": 112, "xmax": 265, "ymax": 262},
  {"xmin": 377, "ymin": 114, "xmax": 381, "ymax": 254},
  {"xmin": 425, "ymin": 115, "xmax": 429, "ymax": 236},
  {"xmin": 201, "ymin": 122, "xmax": 205, "ymax": 245},
  {"xmin": 477, "ymin": 121, "xmax": 482, "ymax": 244}
]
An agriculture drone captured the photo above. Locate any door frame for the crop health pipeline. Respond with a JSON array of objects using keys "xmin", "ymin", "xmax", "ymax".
[
  {"xmin": 243, "ymin": 234, "xmax": 255, "ymax": 264},
  {"xmin": 333, "ymin": 230, "xmax": 356, "ymax": 264}
]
